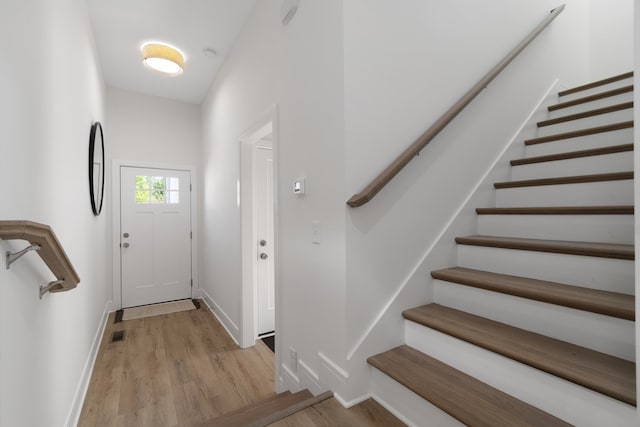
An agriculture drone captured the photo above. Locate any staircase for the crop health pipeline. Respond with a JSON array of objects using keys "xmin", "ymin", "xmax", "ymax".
[{"xmin": 368, "ymin": 72, "xmax": 636, "ymax": 426}]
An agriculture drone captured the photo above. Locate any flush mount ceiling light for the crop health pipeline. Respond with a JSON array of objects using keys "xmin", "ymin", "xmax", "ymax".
[{"xmin": 141, "ymin": 42, "xmax": 185, "ymax": 76}]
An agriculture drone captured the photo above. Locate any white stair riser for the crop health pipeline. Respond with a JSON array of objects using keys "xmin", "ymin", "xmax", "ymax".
[
  {"xmin": 370, "ymin": 368, "xmax": 464, "ymax": 427},
  {"xmin": 537, "ymin": 109, "xmax": 633, "ymax": 137},
  {"xmin": 405, "ymin": 322, "xmax": 638, "ymax": 427},
  {"xmin": 495, "ymin": 180, "xmax": 633, "ymax": 207},
  {"xmin": 433, "ymin": 280, "xmax": 635, "ymax": 361},
  {"xmin": 547, "ymin": 92, "xmax": 633, "ymax": 119},
  {"xmin": 511, "ymin": 152, "xmax": 632, "ymax": 181},
  {"xmin": 557, "ymin": 78, "xmax": 633, "ymax": 103},
  {"xmin": 525, "ymin": 128, "xmax": 634, "ymax": 158},
  {"xmin": 457, "ymin": 245, "xmax": 634, "ymax": 294},
  {"xmin": 477, "ymin": 213, "xmax": 633, "ymax": 245}
]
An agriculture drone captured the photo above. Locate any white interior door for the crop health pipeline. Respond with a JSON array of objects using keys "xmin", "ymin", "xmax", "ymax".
[
  {"xmin": 120, "ymin": 166, "xmax": 192, "ymax": 308},
  {"xmin": 256, "ymin": 147, "xmax": 275, "ymax": 335}
]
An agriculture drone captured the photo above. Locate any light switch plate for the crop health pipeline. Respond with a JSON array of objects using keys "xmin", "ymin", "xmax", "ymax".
[{"xmin": 293, "ymin": 176, "xmax": 306, "ymax": 195}]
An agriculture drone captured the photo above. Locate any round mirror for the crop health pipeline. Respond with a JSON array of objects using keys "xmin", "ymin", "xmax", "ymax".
[{"xmin": 89, "ymin": 122, "xmax": 105, "ymax": 216}]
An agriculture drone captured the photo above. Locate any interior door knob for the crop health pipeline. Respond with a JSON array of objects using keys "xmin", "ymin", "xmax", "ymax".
[
  {"xmin": 123, "ymin": 232, "xmax": 130, "ymax": 238},
  {"xmin": 260, "ymin": 253, "xmax": 268, "ymax": 260},
  {"xmin": 122, "ymin": 242, "xmax": 130, "ymax": 248},
  {"xmin": 259, "ymin": 240, "xmax": 267, "ymax": 247}
]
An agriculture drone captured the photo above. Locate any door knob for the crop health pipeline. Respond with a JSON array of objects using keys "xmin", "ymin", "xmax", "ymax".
[
  {"xmin": 123, "ymin": 232, "xmax": 130, "ymax": 238},
  {"xmin": 259, "ymin": 240, "xmax": 267, "ymax": 247},
  {"xmin": 122, "ymin": 242, "xmax": 130, "ymax": 248},
  {"xmin": 260, "ymin": 253, "xmax": 268, "ymax": 260}
]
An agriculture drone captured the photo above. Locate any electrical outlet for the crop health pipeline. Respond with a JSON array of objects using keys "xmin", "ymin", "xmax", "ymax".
[{"xmin": 289, "ymin": 347, "xmax": 298, "ymax": 372}]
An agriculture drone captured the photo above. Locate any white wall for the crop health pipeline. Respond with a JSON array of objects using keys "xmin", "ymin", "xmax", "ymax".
[
  {"xmin": 200, "ymin": 0, "xmax": 346, "ymax": 389},
  {"xmin": 0, "ymin": 0, "xmax": 109, "ymax": 426},
  {"xmin": 106, "ymin": 87, "xmax": 201, "ymax": 166},
  {"xmin": 589, "ymin": 0, "xmax": 634, "ymax": 80}
]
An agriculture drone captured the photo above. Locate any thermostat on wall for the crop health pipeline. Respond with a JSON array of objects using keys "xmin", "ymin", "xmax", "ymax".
[{"xmin": 293, "ymin": 176, "xmax": 306, "ymax": 195}]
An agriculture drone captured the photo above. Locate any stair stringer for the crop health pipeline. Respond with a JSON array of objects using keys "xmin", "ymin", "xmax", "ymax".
[
  {"xmin": 634, "ymin": 64, "xmax": 640, "ymax": 417},
  {"xmin": 340, "ymin": 79, "xmax": 563, "ymax": 409}
]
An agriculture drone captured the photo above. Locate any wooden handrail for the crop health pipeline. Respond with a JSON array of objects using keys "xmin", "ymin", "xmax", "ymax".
[
  {"xmin": 0, "ymin": 220, "xmax": 80, "ymax": 297},
  {"xmin": 347, "ymin": 5, "xmax": 566, "ymax": 208}
]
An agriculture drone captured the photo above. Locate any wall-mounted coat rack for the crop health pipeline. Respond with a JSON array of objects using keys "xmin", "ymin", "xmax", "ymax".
[{"xmin": 0, "ymin": 220, "xmax": 80, "ymax": 298}]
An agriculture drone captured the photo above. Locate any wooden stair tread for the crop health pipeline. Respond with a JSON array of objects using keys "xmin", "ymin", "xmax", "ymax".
[
  {"xmin": 368, "ymin": 345, "xmax": 571, "ymax": 427},
  {"xmin": 558, "ymin": 72, "xmax": 633, "ymax": 97},
  {"xmin": 494, "ymin": 171, "xmax": 633, "ymax": 189},
  {"xmin": 510, "ymin": 143, "xmax": 633, "ymax": 166},
  {"xmin": 431, "ymin": 267, "xmax": 634, "ymax": 320},
  {"xmin": 476, "ymin": 205, "xmax": 634, "ymax": 215},
  {"xmin": 454, "ymin": 235, "xmax": 634, "ymax": 260},
  {"xmin": 201, "ymin": 389, "xmax": 333, "ymax": 427},
  {"xmin": 402, "ymin": 305, "xmax": 636, "ymax": 406},
  {"xmin": 549, "ymin": 85, "xmax": 633, "ymax": 112},
  {"xmin": 524, "ymin": 121, "xmax": 633, "ymax": 145},
  {"xmin": 538, "ymin": 102, "xmax": 633, "ymax": 127}
]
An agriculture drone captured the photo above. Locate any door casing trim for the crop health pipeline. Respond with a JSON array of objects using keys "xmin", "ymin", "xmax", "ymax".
[
  {"xmin": 238, "ymin": 104, "xmax": 282, "ymax": 393},
  {"xmin": 111, "ymin": 160, "xmax": 198, "ymax": 310}
]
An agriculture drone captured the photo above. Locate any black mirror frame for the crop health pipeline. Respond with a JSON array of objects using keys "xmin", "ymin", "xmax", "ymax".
[{"xmin": 89, "ymin": 122, "xmax": 105, "ymax": 216}]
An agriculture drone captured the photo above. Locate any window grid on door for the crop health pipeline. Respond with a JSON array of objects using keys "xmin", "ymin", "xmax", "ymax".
[{"xmin": 135, "ymin": 175, "xmax": 180, "ymax": 204}]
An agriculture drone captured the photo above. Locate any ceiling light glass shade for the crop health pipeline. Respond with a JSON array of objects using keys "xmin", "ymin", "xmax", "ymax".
[{"xmin": 141, "ymin": 43, "xmax": 184, "ymax": 76}]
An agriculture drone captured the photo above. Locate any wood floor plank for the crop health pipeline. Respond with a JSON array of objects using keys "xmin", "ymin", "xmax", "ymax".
[
  {"xmin": 494, "ymin": 171, "xmax": 633, "ymax": 189},
  {"xmin": 431, "ymin": 267, "xmax": 634, "ymax": 320},
  {"xmin": 78, "ymin": 302, "xmax": 403, "ymax": 427},
  {"xmin": 549, "ymin": 86, "xmax": 633, "ymax": 112},
  {"xmin": 403, "ymin": 305, "xmax": 636, "ymax": 405},
  {"xmin": 558, "ymin": 72, "xmax": 633, "ymax": 97},
  {"xmin": 510, "ymin": 143, "xmax": 633, "ymax": 166},
  {"xmin": 537, "ymin": 102, "xmax": 633, "ymax": 127},
  {"xmin": 201, "ymin": 390, "xmax": 333, "ymax": 427},
  {"xmin": 524, "ymin": 121, "xmax": 633, "ymax": 145},
  {"xmin": 475, "ymin": 205, "xmax": 634, "ymax": 215},
  {"xmin": 455, "ymin": 235, "xmax": 635, "ymax": 260},
  {"xmin": 78, "ymin": 306, "xmax": 275, "ymax": 427},
  {"xmin": 368, "ymin": 345, "xmax": 571, "ymax": 427},
  {"xmin": 269, "ymin": 397, "xmax": 407, "ymax": 427}
]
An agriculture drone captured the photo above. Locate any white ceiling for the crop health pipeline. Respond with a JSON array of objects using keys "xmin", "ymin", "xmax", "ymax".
[{"xmin": 87, "ymin": 0, "xmax": 257, "ymax": 104}]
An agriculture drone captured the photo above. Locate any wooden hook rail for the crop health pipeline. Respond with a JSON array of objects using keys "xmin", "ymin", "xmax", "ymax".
[{"xmin": 0, "ymin": 220, "xmax": 80, "ymax": 298}]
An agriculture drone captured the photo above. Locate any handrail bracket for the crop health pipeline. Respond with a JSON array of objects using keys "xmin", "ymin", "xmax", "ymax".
[
  {"xmin": 40, "ymin": 280, "xmax": 65, "ymax": 299},
  {"xmin": 6, "ymin": 244, "xmax": 41, "ymax": 270}
]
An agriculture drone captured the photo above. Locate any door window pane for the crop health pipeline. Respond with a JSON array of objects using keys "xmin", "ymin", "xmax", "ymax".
[{"xmin": 135, "ymin": 175, "xmax": 179, "ymax": 204}]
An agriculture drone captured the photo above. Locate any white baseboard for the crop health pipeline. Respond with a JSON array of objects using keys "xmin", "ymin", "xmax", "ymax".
[
  {"xmin": 281, "ymin": 363, "xmax": 302, "ymax": 392},
  {"xmin": 198, "ymin": 288, "xmax": 240, "ymax": 346},
  {"xmin": 298, "ymin": 359, "xmax": 324, "ymax": 396},
  {"xmin": 333, "ymin": 391, "xmax": 370, "ymax": 409},
  {"xmin": 318, "ymin": 352, "xmax": 348, "ymax": 384},
  {"xmin": 64, "ymin": 299, "xmax": 113, "ymax": 427}
]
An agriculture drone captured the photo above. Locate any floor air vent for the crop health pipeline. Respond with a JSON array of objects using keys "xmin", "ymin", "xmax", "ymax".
[{"xmin": 111, "ymin": 330, "xmax": 125, "ymax": 343}]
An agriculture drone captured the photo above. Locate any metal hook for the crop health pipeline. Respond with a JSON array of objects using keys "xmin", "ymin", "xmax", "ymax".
[{"xmin": 6, "ymin": 244, "xmax": 41, "ymax": 270}]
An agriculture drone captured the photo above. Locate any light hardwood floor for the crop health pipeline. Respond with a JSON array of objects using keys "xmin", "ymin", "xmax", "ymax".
[{"xmin": 79, "ymin": 302, "xmax": 405, "ymax": 426}]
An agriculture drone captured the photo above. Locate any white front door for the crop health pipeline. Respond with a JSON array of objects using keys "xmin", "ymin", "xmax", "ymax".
[
  {"xmin": 120, "ymin": 166, "xmax": 192, "ymax": 308},
  {"xmin": 256, "ymin": 147, "xmax": 275, "ymax": 335}
]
